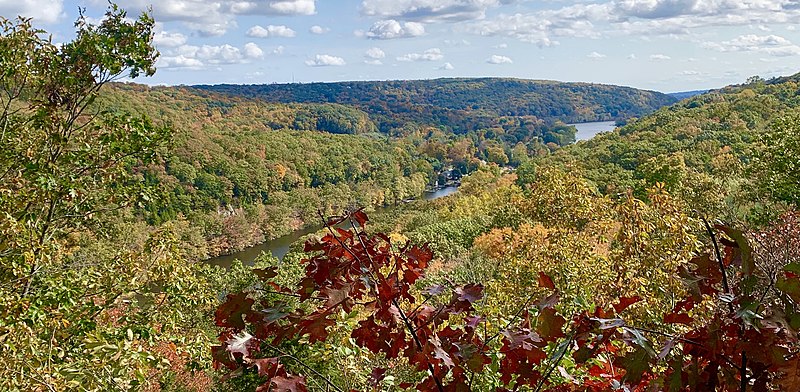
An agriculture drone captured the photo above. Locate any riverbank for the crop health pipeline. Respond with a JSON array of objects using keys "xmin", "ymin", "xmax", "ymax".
[{"xmin": 206, "ymin": 185, "xmax": 461, "ymax": 267}]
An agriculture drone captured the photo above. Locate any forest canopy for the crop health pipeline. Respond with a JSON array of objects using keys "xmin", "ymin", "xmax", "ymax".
[
  {"xmin": 195, "ymin": 78, "xmax": 677, "ymax": 133},
  {"xmin": 2, "ymin": 4, "xmax": 800, "ymax": 391}
]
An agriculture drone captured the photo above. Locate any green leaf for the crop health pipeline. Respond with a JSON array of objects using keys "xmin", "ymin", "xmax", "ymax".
[
  {"xmin": 623, "ymin": 327, "xmax": 657, "ymax": 358},
  {"xmin": 619, "ymin": 346, "xmax": 652, "ymax": 384},
  {"xmin": 777, "ymin": 277, "xmax": 800, "ymax": 304},
  {"xmin": 785, "ymin": 263, "xmax": 800, "ymax": 275}
]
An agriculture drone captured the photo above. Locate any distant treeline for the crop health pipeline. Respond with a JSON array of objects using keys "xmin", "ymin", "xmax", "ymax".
[{"xmin": 194, "ymin": 78, "xmax": 677, "ymax": 134}]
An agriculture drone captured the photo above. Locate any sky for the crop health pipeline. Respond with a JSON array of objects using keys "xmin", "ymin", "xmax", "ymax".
[{"xmin": 3, "ymin": 0, "xmax": 800, "ymax": 92}]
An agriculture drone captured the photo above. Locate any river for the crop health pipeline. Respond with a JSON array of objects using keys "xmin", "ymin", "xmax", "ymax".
[
  {"xmin": 568, "ymin": 121, "xmax": 617, "ymax": 142},
  {"xmin": 206, "ymin": 185, "xmax": 460, "ymax": 268},
  {"xmin": 207, "ymin": 122, "xmax": 611, "ymax": 268}
]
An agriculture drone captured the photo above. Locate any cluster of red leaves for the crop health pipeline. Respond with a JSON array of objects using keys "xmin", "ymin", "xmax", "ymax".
[{"xmin": 212, "ymin": 211, "xmax": 800, "ymax": 392}]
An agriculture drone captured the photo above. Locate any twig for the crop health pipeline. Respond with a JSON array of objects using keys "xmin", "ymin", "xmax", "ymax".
[
  {"xmin": 702, "ymin": 217, "xmax": 734, "ymax": 313},
  {"xmin": 320, "ymin": 210, "xmax": 445, "ymax": 392},
  {"xmin": 266, "ymin": 345, "xmax": 344, "ymax": 392},
  {"xmin": 254, "ymin": 288, "xmax": 325, "ymax": 301},
  {"xmin": 484, "ymin": 289, "xmax": 542, "ymax": 347},
  {"xmin": 534, "ymin": 333, "xmax": 574, "ymax": 392},
  {"xmin": 630, "ymin": 325, "xmax": 742, "ymax": 372}
]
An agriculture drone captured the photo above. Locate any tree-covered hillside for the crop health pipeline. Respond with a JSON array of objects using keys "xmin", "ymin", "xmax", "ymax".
[
  {"xmin": 525, "ymin": 74, "xmax": 800, "ymax": 223},
  {"xmin": 194, "ymin": 78, "xmax": 677, "ymax": 133},
  {"xmin": 98, "ymin": 84, "xmax": 435, "ymax": 256},
  {"xmin": 95, "ymin": 83, "xmax": 577, "ymax": 257},
  {"xmin": 5, "ymin": 6, "xmax": 800, "ymax": 391},
  {"xmin": 216, "ymin": 74, "xmax": 799, "ymax": 391}
]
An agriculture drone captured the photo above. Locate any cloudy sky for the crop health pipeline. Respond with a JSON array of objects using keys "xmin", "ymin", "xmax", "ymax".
[{"xmin": 4, "ymin": 0, "xmax": 800, "ymax": 92}]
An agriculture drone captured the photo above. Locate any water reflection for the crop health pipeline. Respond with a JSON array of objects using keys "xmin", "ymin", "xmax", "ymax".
[
  {"xmin": 206, "ymin": 185, "xmax": 459, "ymax": 268},
  {"xmin": 568, "ymin": 121, "xmax": 617, "ymax": 142}
]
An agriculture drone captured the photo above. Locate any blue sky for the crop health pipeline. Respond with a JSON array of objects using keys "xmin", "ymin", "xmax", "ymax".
[{"xmin": 3, "ymin": 0, "xmax": 800, "ymax": 92}]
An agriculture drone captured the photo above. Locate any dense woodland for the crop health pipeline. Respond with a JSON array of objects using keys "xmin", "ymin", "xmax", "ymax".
[
  {"xmin": 99, "ymin": 81, "xmax": 590, "ymax": 257},
  {"xmin": 2, "ymin": 6, "xmax": 800, "ymax": 392},
  {"xmin": 195, "ymin": 78, "xmax": 676, "ymax": 133}
]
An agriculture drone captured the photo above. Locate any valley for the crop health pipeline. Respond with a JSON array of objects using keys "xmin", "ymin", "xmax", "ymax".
[{"xmin": 2, "ymin": 7, "xmax": 800, "ymax": 391}]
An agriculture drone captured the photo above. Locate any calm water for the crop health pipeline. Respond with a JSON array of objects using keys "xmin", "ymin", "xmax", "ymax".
[
  {"xmin": 206, "ymin": 185, "xmax": 459, "ymax": 268},
  {"xmin": 568, "ymin": 121, "xmax": 617, "ymax": 142}
]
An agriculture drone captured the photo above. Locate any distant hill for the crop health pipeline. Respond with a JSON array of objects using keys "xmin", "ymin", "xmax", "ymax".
[
  {"xmin": 536, "ymin": 72, "xmax": 800, "ymax": 209},
  {"xmin": 668, "ymin": 90, "xmax": 709, "ymax": 100},
  {"xmin": 194, "ymin": 78, "xmax": 677, "ymax": 134}
]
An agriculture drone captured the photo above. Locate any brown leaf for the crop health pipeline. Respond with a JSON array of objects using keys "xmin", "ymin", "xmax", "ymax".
[
  {"xmin": 457, "ymin": 283, "xmax": 484, "ymax": 303},
  {"xmin": 776, "ymin": 356, "xmax": 800, "ymax": 391},
  {"xmin": 664, "ymin": 312, "xmax": 693, "ymax": 325},
  {"xmin": 369, "ymin": 367, "xmax": 387, "ymax": 388},
  {"xmin": 613, "ymin": 296, "xmax": 642, "ymax": 313},
  {"xmin": 536, "ymin": 308, "xmax": 566, "ymax": 340},
  {"xmin": 538, "ymin": 272, "xmax": 555, "ymax": 290},
  {"xmin": 269, "ymin": 375, "xmax": 308, "ymax": 392},
  {"xmin": 253, "ymin": 267, "xmax": 278, "ymax": 282},
  {"xmin": 215, "ymin": 293, "xmax": 254, "ymax": 330},
  {"xmin": 352, "ymin": 209, "xmax": 369, "ymax": 227},
  {"xmin": 250, "ymin": 357, "xmax": 282, "ymax": 377}
]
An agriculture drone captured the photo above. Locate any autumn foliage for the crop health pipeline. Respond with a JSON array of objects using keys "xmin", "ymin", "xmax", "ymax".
[{"xmin": 209, "ymin": 209, "xmax": 800, "ymax": 391}]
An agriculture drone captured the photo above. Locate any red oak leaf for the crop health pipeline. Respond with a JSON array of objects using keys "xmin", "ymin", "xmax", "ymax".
[
  {"xmin": 352, "ymin": 209, "xmax": 369, "ymax": 227},
  {"xmin": 613, "ymin": 296, "xmax": 642, "ymax": 313},
  {"xmin": 538, "ymin": 272, "xmax": 555, "ymax": 290},
  {"xmin": 268, "ymin": 375, "xmax": 308, "ymax": 392},
  {"xmin": 215, "ymin": 293, "xmax": 254, "ymax": 330},
  {"xmin": 663, "ymin": 312, "xmax": 693, "ymax": 325}
]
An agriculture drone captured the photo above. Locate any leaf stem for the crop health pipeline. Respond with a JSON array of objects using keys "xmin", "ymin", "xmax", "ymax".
[
  {"xmin": 266, "ymin": 345, "xmax": 344, "ymax": 392},
  {"xmin": 702, "ymin": 217, "xmax": 734, "ymax": 313}
]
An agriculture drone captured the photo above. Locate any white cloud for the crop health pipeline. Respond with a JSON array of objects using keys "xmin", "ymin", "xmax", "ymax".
[
  {"xmin": 360, "ymin": 0, "xmax": 514, "ymax": 22},
  {"xmin": 366, "ymin": 20, "xmax": 425, "ymax": 39},
  {"xmin": 627, "ymin": 53, "xmax": 637, "ymax": 59},
  {"xmin": 650, "ymin": 54, "xmax": 671, "ymax": 60},
  {"xmin": 104, "ymin": 0, "xmax": 315, "ymax": 35},
  {"xmin": 247, "ymin": 25, "xmax": 297, "ymax": 38},
  {"xmin": 464, "ymin": 6, "xmax": 602, "ymax": 47},
  {"xmin": 705, "ymin": 34, "xmax": 800, "ymax": 57},
  {"xmin": 587, "ymin": 51, "xmax": 606, "ymax": 59},
  {"xmin": 364, "ymin": 47, "xmax": 386, "ymax": 64},
  {"xmin": 459, "ymin": 0, "xmax": 800, "ymax": 47},
  {"xmin": 157, "ymin": 42, "xmax": 265, "ymax": 69},
  {"xmin": 229, "ymin": 0, "xmax": 315, "ymax": 15},
  {"xmin": 0, "ymin": 0, "xmax": 63, "ymax": 23},
  {"xmin": 494, "ymin": 43, "xmax": 508, "ymax": 49},
  {"xmin": 243, "ymin": 42, "xmax": 264, "ymax": 59},
  {"xmin": 612, "ymin": 0, "xmax": 701, "ymax": 20},
  {"xmin": 309, "ymin": 25, "xmax": 329, "ymax": 34},
  {"xmin": 195, "ymin": 44, "xmax": 246, "ymax": 64},
  {"xmin": 153, "ymin": 29, "xmax": 188, "ymax": 48},
  {"xmin": 272, "ymin": 45, "xmax": 286, "ymax": 55},
  {"xmin": 365, "ymin": 47, "xmax": 386, "ymax": 59},
  {"xmin": 486, "ymin": 54, "xmax": 512, "ymax": 64},
  {"xmin": 397, "ymin": 48, "xmax": 443, "ymax": 61},
  {"xmin": 305, "ymin": 54, "xmax": 346, "ymax": 66},
  {"xmin": 157, "ymin": 55, "xmax": 204, "ymax": 70},
  {"xmin": 444, "ymin": 39, "xmax": 471, "ymax": 46},
  {"xmin": 438, "ymin": 62, "xmax": 455, "ymax": 70}
]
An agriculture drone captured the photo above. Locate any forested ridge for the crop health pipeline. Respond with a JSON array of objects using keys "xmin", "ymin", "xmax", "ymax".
[
  {"xmin": 98, "ymin": 82, "xmax": 581, "ymax": 257},
  {"xmin": 99, "ymin": 83, "xmax": 430, "ymax": 257},
  {"xmin": 2, "ymin": 6, "xmax": 800, "ymax": 392},
  {"xmin": 194, "ymin": 78, "xmax": 676, "ymax": 133}
]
